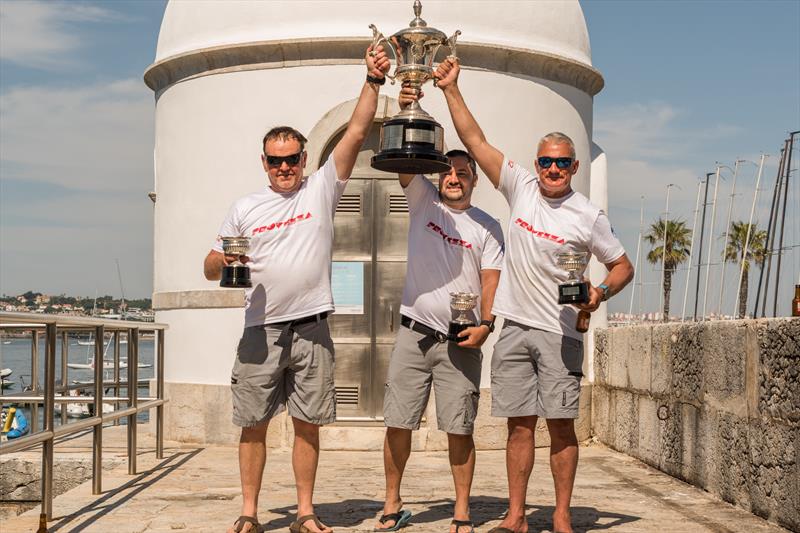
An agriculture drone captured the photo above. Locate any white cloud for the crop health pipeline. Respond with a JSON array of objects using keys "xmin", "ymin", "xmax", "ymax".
[
  {"xmin": 0, "ymin": 0, "xmax": 119, "ymax": 69},
  {"xmin": 0, "ymin": 78, "xmax": 153, "ymax": 192},
  {"xmin": 0, "ymin": 76, "xmax": 154, "ymax": 296}
]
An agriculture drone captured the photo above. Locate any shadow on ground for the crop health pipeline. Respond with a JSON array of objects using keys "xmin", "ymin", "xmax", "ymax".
[
  {"xmin": 48, "ymin": 448, "xmax": 204, "ymax": 532},
  {"xmin": 267, "ymin": 496, "xmax": 639, "ymax": 532}
]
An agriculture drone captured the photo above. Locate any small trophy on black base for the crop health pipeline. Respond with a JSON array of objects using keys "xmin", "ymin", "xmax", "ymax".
[
  {"xmin": 369, "ymin": 1, "xmax": 461, "ymax": 174},
  {"xmin": 556, "ymin": 251, "xmax": 591, "ymax": 332},
  {"xmin": 220, "ymin": 237, "xmax": 252, "ymax": 288},
  {"xmin": 448, "ymin": 292, "xmax": 478, "ymax": 342}
]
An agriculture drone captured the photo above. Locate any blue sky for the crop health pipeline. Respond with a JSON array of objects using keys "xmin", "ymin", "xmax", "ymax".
[{"xmin": 1, "ymin": 0, "xmax": 798, "ymax": 318}]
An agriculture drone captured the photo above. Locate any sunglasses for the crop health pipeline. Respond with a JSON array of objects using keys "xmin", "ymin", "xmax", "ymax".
[
  {"xmin": 264, "ymin": 151, "xmax": 303, "ymax": 167},
  {"xmin": 537, "ymin": 156, "xmax": 573, "ymax": 170}
]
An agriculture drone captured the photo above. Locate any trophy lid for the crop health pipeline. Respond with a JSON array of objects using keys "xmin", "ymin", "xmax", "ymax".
[{"xmin": 390, "ymin": 0, "xmax": 447, "ymax": 42}]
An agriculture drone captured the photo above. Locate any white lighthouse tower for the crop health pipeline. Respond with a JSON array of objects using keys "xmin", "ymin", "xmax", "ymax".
[{"xmin": 145, "ymin": 0, "xmax": 606, "ymax": 447}]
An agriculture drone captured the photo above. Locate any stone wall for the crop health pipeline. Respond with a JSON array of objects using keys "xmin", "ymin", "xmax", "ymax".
[{"xmin": 592, "ymin": 318, "xmax": 799, "ymax": 531}]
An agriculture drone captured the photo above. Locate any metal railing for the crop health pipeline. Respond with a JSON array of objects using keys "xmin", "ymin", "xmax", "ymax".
[{"xmin": 0, "ymin": 312, "xmax": 168, "ymax": 521}]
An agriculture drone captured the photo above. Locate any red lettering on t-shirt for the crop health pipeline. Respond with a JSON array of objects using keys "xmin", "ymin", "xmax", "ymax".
[
  {"xmin": 514, "ymin": 217, "xmax": 565, "ymax": 244},
  {"xmin": 251, "ymin": 212, "xmax": 314, "ymax": 235},
  {"xmin": 425, "ymin": 221, "xmax": 474, "ymax": 249}
]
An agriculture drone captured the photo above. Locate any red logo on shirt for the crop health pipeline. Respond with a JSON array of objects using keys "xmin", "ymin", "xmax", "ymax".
[
  {"xmin": 252, "ymin": 212, "xmax": 312, "ymax": 235},
  {"xmin": 426, "ymin": 222, "xmax": 473, "ymax": 249},
  {"xmin": 514, "ymin": 218, "xmax": 565, "ymax": 244}
]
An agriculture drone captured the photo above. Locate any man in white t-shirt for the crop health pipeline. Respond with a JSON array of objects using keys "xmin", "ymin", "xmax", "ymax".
[
  {"xmin": 203, "ymin": 46, "xmax": 390, "ymax": 533},
  {"xmin": 375, "ymin": 94, "xmax": 505, "ymax": 533},
  {"xmin": 434, "ymin": 59, "xmax": 634, "ymax": 533}
]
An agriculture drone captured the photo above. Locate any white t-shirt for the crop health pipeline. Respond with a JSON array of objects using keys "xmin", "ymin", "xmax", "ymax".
[
  {"xmin": 213, "ymin": 155, "xmax": 346, "ymax": 327},
  {"xmin": 401, "ymin": 175, "xmax": 505, "ymax": 333},
  {"xmin": 492, "ymin": 158, "xmax": 625, "ymax": 340}
]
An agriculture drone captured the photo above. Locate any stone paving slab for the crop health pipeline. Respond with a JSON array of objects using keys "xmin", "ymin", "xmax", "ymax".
[{"xmin": 2, "ymin": 429, "xmax": 789, "ymax": 533}]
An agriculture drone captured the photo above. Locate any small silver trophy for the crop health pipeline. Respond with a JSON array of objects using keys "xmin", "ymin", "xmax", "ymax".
[
  {"xmin": 556, "ymin": 251, "xmax": 591, "ymax": 333},
  {"xmin": 369, "ymin": 0, "xmax": 461, "ymax": 174},
  {"xmin": 448, "ymin": 292, "xmax": 479, "ymax": 342},
  {"xmin": 556, "ymin": 252, "xmax": 590, "ymax": 304},
  {"xmin": 220, "ymin": 237, "xmax": 252, "ymax": 288}
]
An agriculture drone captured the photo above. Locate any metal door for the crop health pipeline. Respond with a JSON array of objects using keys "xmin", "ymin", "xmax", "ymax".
[{"xmin": 330, "ymin": 177, "xmax": 408, "ymax": 420}]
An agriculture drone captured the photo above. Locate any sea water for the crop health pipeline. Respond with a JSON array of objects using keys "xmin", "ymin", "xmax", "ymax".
[{"xmin": 0, "ymin": 334, "xmax": 155, "ymax": 428}]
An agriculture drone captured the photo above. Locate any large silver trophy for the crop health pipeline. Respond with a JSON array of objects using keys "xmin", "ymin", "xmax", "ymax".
[
  {"xmin": 369, "ymin": 1, "xmax": 460, "ymax": 174},
  {"xmin": 448, "ymin": 292, "xmax": 478, "ymax": 342},
  {"xmin": 220, "ymin": 237, "xmax": 252, "ymax": 288},
  {"xmin": 556, "ymin": 251, "xmax": 591, "ymax": 332}
]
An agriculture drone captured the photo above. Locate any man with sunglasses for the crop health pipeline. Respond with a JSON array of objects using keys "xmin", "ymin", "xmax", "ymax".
[
  {"xmin": 432, "ymin": 58, "xmax": 634, "ymax": 533},
  {"xmin": 203, "ymin": 46, "xmax": 390, "ymax": 533},
  {"xmin": 374, "ymin": 87, "xmax": 504, "ymax": 533}
]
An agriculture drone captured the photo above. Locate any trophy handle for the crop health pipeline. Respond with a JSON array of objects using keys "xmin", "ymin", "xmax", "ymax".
[
  {"xmin": 432, "ymin": 30, "xmax": 460, "ymax": 88},
  {"xmin": 369, "ymin": 24, "xmax": 397, "ymax": 84},
  {"xmin": 445, "ymin": 30, "xmax": 461, "ymax": 60}
]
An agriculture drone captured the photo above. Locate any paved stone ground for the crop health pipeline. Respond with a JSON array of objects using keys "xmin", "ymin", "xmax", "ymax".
[{"xmin": 2, "ymin": 426, "xmax": 789, "ymax": 533}]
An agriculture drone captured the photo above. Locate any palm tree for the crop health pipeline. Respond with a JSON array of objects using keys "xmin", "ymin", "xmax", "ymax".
[
  {"xmin": 723, "ymin": 221, "xmax": 766, "ymax": 318},
  {"xmin": 645, "ymin": 218, "xmax": 692, "ymax": 321}
]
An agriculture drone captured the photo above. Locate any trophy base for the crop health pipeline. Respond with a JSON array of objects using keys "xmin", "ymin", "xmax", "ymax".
[
  {"xmin": 220, "ymin": 265, "xmax": 252, "ymax": 288},
  {"xmin": 448, "ymin": 321, "xmax": 475, "ymax": 342},
  {"xmin": 558, "ymin": 281, "xmax": 589, "ymax": 305},
  {"xmin": 371, "ymin": 115, "xmax": 450, "ymax": 175}
]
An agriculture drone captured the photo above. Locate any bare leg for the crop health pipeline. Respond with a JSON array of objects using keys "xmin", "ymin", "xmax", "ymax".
[
  {"xmin": 496, "ymin": 416, "xmax": 537, "ymax": 533},
  {"xmin": 547, "ymin": 419, "xmax": 578, "ymax": 533},
  {"xmin": 448, "ymin": 433, "xmax": 476, "ymax": 533},
  {"xmin": 292, "ymin": 417, "xmax": 332, "ymax": 533},
  {"xmin": 227, "ymin": 422, "xmax": 268, "ymax": 533},
  {"xmin": 375, "ymin": 427, "xmax": 412, "ymax": 530}
]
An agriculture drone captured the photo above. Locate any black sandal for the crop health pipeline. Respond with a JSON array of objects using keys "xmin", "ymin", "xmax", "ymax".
[
  {"xmin": 232, "ymin": 515, "xmax": 261, "ymax": 533},
  {"xmin": 451, "ymin": 519, "xmax": 475, "ymax": 533}
]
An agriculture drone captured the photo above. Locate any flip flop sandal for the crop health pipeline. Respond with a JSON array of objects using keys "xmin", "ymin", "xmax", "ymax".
[
  {"xmin": 232, "ymin": 515, "xmax": 261, "ymax": 533},
  {"xmin": 374, "ymin": 509, "xmax": 412, "ymax": 532},
  {"xmin": 451, "ymin": 519, "xmax": 475, "ymax": 533},
  {"xmin": 290, "ymin": 514, "xmax": 330, "ymax": 533}
]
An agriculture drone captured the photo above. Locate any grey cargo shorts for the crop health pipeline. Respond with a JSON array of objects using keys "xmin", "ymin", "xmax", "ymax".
[
  {"xmin": 491, "ymin": 320, "xmax": 584, "ymax": 419},
  {"xmin": 384, "ymin": 324, "xmax": 482, "ymax": 435},
  {"xmin": 230, "ymin": 316, "xmax": 336, "ymax": 428}
]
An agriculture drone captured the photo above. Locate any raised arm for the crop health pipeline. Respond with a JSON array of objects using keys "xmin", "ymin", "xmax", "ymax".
[
  {"xmin": 435, "ymin": 58, "xmax": 504, "ymax": 188},
  {"xmin": 333, "ymin": 45, "xmax": 391, "ymax": 181},
  {"xmin": 397, "ymin": 83, "xmax": 423, "ymax": 188}
]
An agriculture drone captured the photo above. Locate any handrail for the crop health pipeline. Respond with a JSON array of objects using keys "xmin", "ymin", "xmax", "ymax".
[{"xmin": 0, "ymin": 311, "xmax": 168, "ymax": 524}]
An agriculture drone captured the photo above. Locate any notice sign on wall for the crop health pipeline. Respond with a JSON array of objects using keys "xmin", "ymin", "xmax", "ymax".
[{"xmin": 331, "ymin": 261, "xmax": 364, "ymax": 314}]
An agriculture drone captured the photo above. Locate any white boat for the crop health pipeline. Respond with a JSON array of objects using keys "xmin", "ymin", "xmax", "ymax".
[
  {"xmin": 67, "ymin": 358, "xmax": 151, "ymax": 371},
  {"xmin": 76, "ymin": 338, "xmax": 127, "ymax": 346},
  {"xmin": 1, "ymin": 369, "xmax": 14, "ymax": 390},
  {"xmin": 1, "ymin": 340, "xmax": 11, "ymax": 345},
  {"xmin": 54, "ymin": 390, "xmax": 115, "ymax": 418}
]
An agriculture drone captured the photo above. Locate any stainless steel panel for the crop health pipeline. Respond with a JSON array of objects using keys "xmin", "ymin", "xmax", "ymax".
[
  {"xmin": 374, "ymin": 261, "xmax": 407, "ymax": 344},
  {"xmin": 333, "ymin": 343, "xmax": 371, "ymax": 417},
  {"xmin": 328, "ymin": 261, "xmax": 373, "ymax": 340},
  {"xmin": 333, "ymin": 179, "xmax": 371, "ymax": 261},
  {"xmin": 375, "ymin": 180, "xmax": 409, "ymax": 259}
]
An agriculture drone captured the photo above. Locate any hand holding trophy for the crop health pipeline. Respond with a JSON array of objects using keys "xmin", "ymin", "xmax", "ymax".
[
  {"xmin": 556, "ymin": 252, "xmax": 591, "ymax": 333},
  {"xmin": 369, "ymin": 0, "xmax": 461, "ymax": 174},
  {"xmin": 448, "ymin": 292, "xmax": 479, "ymax": 342},
  {"xmin": 220, "ymin": 237, "xmax": 252, "ymax": 288}
]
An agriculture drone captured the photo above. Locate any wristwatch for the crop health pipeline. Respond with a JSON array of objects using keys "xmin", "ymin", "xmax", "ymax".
[
  {"xmin": 479, "ymin": 318, "xmax": 496, "ymax": 333},
  {"xmin": 366, "ymin": 74, "xmax": 386, "ymax": 86},
  {"xmin": 598, "ymin": 283, "xmax": 610, "ymax": 302}
]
